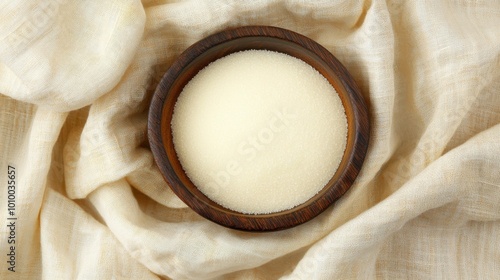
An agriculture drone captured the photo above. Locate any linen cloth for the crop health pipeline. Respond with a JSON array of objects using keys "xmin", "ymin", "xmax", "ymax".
[{"xmin": 1, "ymin": 0, "xmax": 499, "ymax": 279}]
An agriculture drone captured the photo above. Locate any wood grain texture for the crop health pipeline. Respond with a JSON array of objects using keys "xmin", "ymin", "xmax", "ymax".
[{"xmin": 148, "ymin": 26, "xmax": 370, "ymax": 231}]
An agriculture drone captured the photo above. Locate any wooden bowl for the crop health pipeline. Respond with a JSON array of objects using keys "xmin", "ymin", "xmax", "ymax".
[{"xmin": 148, "ymin": 26, "xmax": 369, "ymax": 231}]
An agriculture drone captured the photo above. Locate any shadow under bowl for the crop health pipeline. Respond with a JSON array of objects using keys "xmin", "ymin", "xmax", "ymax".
[{"xmin": 148, "ymin": 26, "xmax": 370, "ymax": 231}]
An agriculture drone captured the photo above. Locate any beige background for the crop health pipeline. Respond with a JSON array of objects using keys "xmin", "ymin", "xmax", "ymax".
[{"xmin": 0, "ymin": 0, "xmax": 499, "ymax": 279}]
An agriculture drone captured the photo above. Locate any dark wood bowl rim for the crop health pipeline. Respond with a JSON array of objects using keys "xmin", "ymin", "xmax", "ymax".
[{"xmin": 148, "ymin": 26, "xmax": 370, "ymax": 231}]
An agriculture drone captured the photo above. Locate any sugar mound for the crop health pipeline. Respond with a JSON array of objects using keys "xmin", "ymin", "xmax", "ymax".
[{"xmin": 171, "ymin": 50, "xmax": 347, "ymax": 214}]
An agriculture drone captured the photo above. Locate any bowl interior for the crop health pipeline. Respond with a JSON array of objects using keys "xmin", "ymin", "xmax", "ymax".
[{"xmin": 149, "ymin": 26, "xmax": 369, "ymax": 231}]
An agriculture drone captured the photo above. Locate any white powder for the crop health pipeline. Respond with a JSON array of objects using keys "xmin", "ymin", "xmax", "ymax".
[{"xmin": 171, "ymin": 50, "xmax": 347, "ymax": 214}]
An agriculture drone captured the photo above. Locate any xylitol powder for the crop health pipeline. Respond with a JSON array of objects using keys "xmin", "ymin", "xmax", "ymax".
[{"xmin": 171, "ymin": 50, "xmax": 347, "ymax": 214}]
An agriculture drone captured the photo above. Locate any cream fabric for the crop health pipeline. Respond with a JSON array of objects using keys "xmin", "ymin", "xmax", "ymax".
[{"xmin": 1, "ymin": 0, "xmax": 499, "ymax": 279}]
